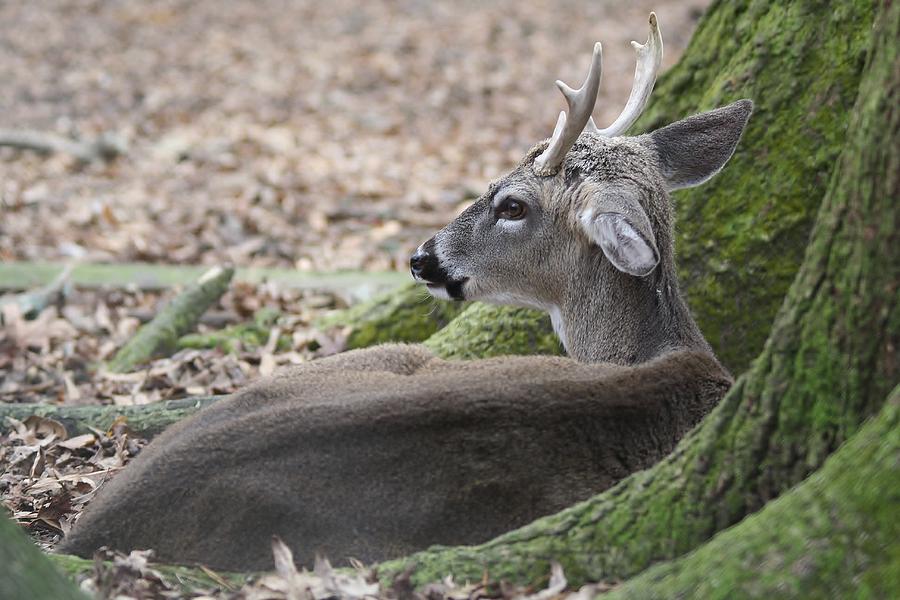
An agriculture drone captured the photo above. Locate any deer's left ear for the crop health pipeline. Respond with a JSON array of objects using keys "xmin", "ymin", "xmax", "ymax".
[
  {"xmin": 643, "ymin": 99, "xmax": 753, "ymax": 191},
  {"xmin": 578, "ymin": 183, "xmax": 659, "ymax": 277}
]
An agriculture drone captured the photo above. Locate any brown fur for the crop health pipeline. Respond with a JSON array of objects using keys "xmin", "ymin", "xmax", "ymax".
[{"xmin": 60, "ymin": 344, "xmax": 730, "ymax": 570}]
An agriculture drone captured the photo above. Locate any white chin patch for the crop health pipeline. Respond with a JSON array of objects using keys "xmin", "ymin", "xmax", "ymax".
[{"xmin": 425, "ymin": 284, "xmax": 453, "ymax": 301}]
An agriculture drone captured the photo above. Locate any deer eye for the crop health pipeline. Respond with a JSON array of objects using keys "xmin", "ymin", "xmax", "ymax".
[{"xmin": 495, "ymin": 198, "xmax": 527, "ymax": 221}]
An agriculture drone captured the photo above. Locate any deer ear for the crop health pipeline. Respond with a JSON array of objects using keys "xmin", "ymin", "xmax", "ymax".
[
  {"xmin": 579, "ymin": 184, "xmax": 659, "ymax": 277},
  {"xmin": 646, "ymin": 99, "xmax": 753, "ymax": 191}
]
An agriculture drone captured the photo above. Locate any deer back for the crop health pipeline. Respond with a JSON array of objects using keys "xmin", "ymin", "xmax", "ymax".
[{"xmin": 60, "ymin": 345, "xmax": 730, "ymax": 570}]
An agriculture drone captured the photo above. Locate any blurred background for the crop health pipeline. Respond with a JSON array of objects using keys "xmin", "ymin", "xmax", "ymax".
[{"xmin": 0, "ymin": 0, "xmax": 707, "ymax": 272}]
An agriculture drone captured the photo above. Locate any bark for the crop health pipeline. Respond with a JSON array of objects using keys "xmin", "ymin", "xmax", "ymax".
[
  {"xmin": 605, "ymin": 389, "xmax": 900, "ymax": 600},
  {"xmin": 107, "ymin": 266, "xmax": 234, "ymax": 372},
  {"xmin": 316, "ymin": 283, "xmax": 561, "ymax": 358},
  {"xmin": 319, "ymin": 0, "xmax": 876, "ymax": 375},
  {"xmin": 177, "ymin": 307, "xmax": 282, "ymax": 353},
  {"xmin": 377, "ymin": 0, "xmax": 899, "ymax": 586},
  {"xmin": 0, "ymin": 511, "xmax": 87, "ymax": 600}
]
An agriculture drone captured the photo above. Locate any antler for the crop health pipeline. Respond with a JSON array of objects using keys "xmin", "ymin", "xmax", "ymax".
[
  {"xmin": 533, "ymin": 13, "xmax": 664, "ymax": 176},
  {"xmin": 586, "ymin": 12, "xmax": 663, "ymax": 137},
  {"xmin": 532, "ymin": 42, "xmax": 603, "ymax": 176}
]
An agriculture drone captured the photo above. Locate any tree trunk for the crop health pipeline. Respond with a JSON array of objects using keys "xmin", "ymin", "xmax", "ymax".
[
  {"xmin": 322, "ymin": 0, "xmax": 875, "ymax": 375},
  {"xmin": 0, "ymin": 511, "xmax": 87, "ymax": 600},
  {"xmin": 377, "ymin": 0, "xmax": 898, "ymax": 586},
  {"xmin": 605, "ymin": 388, "xmax": 899, "ymax": 599}
]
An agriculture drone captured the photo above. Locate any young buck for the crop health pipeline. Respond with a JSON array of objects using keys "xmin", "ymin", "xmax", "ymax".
[{"xmin": 61, "ymin": 14, "xmax": 751, "ymax": 571}]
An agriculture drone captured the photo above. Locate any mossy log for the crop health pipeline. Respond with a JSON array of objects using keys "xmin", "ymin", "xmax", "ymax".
[
  {"xmin": 316, "ymin": 282, "xmax": 466, "ymax": 350},
  {"xmin": 605, "ymin": 390, "xmax": 900, "ymax": 600},
  {"xmin": 377, "ymin": 0, "xmax": 899, "ymax": 586},
  {"xmin": 0, "ymin": 396, "xmax": 220, "ymax": 438},
  {"xmin": 0, "ymin": 261, "xmax": 407, "ymax": 299},
  {"xmin": 107, "ymin": 266, "xmax": 234, "ymax": 373},
  {"xmin": 423, "ymin": 302, "xmax": 561, "ymax": 359},
  {"xmin": 0, "ymin": 511, "xmax": 87, "ymax": 600},
  {"xmin": 177, "ymin": 307, "xmax": 284, "ymax": 353}
]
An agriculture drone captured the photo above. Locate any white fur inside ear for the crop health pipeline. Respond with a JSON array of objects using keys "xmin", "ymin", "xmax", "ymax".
[{"xmin": 581, "ymin": 210, "xmax": 659, "ymax": 276}]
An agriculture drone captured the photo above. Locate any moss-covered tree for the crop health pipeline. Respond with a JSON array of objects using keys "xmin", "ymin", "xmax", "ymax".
[
  {"xmin": 606, "ymin": 389, "xmax": 899, "ymax": 599},
  {"xmin": 376, "ymin": 0, "xmax": 898, "ymax": 588}
]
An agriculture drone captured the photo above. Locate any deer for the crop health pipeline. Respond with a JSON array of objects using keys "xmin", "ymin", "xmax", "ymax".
[{"xmin": 60, "ymin": 14, "xmax": 751, "ymax": 571}]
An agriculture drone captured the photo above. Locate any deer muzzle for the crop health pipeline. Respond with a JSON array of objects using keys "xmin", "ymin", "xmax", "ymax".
[{"xmin": 410, "ymin": 239, "xmax": 467, "ymax": 301}]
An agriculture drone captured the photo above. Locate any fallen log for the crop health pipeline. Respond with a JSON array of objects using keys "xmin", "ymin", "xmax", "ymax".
[
  {"xmin": 0, "ymin": 261, "xmax": 407, "ymax": 302},
  {"xmin": 0, "ymin": 396, "xmax": 220, "ymax": 438}
]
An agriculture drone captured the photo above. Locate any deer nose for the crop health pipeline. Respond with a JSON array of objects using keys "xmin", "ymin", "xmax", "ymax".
[
  {"xmin": 410, "ymin": 241, "xmax": 445, "ymax": 282},
  {"xmin": 409, "ymin": 248, "xmax": 430, "ymax": 279}
]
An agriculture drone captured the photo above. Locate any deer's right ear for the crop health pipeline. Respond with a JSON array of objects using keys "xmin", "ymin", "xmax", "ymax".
[
  {"xmin": 578, "ymin": 183, "xmax": 659, "ymax": 277},
  {"xmin": 646, "ymin": 99, "xmax": 753, "ymax": 191}
]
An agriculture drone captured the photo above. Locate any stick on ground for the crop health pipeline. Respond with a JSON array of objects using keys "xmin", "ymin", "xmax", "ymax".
[{"xmin": 107, "ymin": 266, "xmax": 235, "ymax": 373}]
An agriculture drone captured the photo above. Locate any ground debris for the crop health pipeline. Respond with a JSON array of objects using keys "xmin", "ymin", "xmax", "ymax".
[
  {"xmin": 0, "ymin": 283, "xmax": 348, "ymax": 407},
  {"xmin": 0, "ymin": 0, "xmax": 707, "ymax": 273},
  {"xmin": 0, "ymin": 414, "xmax": 147, "ymax": 549},
  {"xmin": 75, "ymin": 541, "xmax": 619, "ymax": 600}
]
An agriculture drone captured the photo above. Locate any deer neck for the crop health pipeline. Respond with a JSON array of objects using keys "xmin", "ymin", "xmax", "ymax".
[{"xmin": 552, "ymin": 262, "xmax": 710, "ymax": 365}]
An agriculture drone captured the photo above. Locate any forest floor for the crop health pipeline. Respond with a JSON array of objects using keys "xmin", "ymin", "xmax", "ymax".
[
  {"xmin": 0, "ymin": 0, "xmax": 706, "ymax": 272},
  {"xmin": 1, "ymin": 0, "xmax": 708, "ymax": 595}
]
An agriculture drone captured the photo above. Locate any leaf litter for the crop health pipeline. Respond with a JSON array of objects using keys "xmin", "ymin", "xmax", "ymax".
[{"xmin": 77, "ymin": 538, "xmax": 620, "ymax": 599}]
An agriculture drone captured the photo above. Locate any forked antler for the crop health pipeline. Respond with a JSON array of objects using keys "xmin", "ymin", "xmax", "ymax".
[
  {"xmin": 533, "ymin": 13, "xmax": 664, "ymax": 176},
  {"xmin": 532, "ymin": 42, "xmax": 603, "ymax": 176}
]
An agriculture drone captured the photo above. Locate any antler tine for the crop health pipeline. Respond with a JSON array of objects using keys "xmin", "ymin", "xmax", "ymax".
[
  {"xmin": 587, "ymin": 12, "xmax": 663, "ymax": 137},
  {"xmin": 533, "ymin": 42, "xmax": 603, "ymax": 176}
]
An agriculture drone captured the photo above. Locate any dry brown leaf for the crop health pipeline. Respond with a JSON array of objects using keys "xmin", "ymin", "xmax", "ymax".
[{"xmin": 58, "ymin": 433, "xmax": 98, "ymax": 450}]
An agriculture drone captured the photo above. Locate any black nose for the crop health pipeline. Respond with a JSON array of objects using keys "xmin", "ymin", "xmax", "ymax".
[
  {"xmin": 409, "ymin": 249, "xmax": 430, "ymax": 279},
  {"xmin": 410, "ymin": 240, "xmax": 447, "ymax": 282}
]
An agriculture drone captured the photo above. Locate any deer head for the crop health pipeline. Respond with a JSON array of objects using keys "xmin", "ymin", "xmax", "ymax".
[{"xmin": 411, "ymin": 14, "xmax": 752, "ymax": 365}]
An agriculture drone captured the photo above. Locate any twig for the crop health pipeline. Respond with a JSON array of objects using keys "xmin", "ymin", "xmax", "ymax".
[
  {"xmin": 0, "ymin": 264, "xmax": 73, "ymax": 322},
  {"xmin": 0, "ymin": 129, "xmax": 126, "ymax": 163}
]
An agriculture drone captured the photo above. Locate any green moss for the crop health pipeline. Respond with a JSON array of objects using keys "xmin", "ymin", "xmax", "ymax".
[
  {"xmin": 177, "ymin": 307, "xmax": 288, "ymax": 353},
  {"xmin": 604, "ymin": 396, "xmax": 900, "ymax": 600},
  {"xmin": 316, "ymin": 283, "xmax": 466, "ymax": 349},
  {"xmin": 423, "ymin": 303, "xmax": 562, "ymax": 360},
  {"xmin": 632, "ymin": 0, "xmax": 875, "ymax": 374},
  {"xmin": 0, "ymin": 396, "xmax": 220, "ymax": 438}
]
